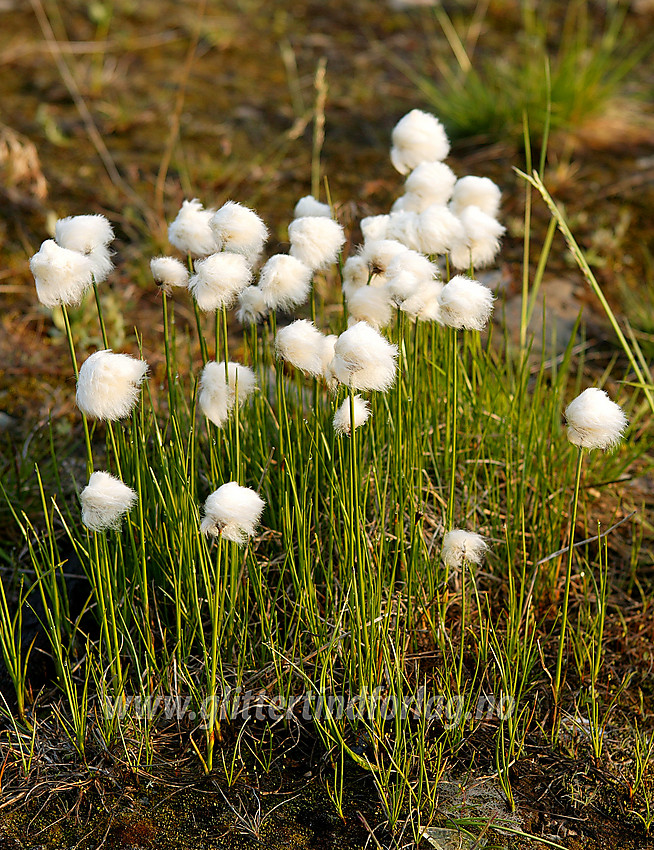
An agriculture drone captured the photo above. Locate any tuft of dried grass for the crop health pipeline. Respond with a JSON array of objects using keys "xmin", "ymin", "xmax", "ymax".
[{"xmin": 0, "ymin": 123, "xmax": 47, "ymax": 200}]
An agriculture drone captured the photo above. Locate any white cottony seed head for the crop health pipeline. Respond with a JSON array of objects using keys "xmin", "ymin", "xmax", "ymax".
[
  {"xmin": 55, "ymin": 214, "xmax": 114, "ymax": 254},
  {"xmin": 449, "ymin": 205, "xmax": 505, "ymax": 270},
  {"xmin": 401, "ymin": 279, "xmax": 444, "ymax": 322},
  {"xmin": 288, "ymin": 216, "xmax": 346, "ymax": 271},
  {"xmin": 417, "ymin": 204, "xmax": 466, "ymax": 256},
  {"xmin": 55, "ymin": 214, "xmax": 115, "ymax": 283},
  {"xmin": 30, "ymin": 239, "xmax": 94, "ymax": 308},
  {"xmin": 404, "ymin": 161, "xmax": 457, "ymax": 208},
  {"xmin": 333, "ymin": 394, "xmax": 371, "ymax": 435},
  {"xmin": 150, "ymin": 256, "xmax": 189, "ymax": 295},
  {"xmin": 320, "ymin": 334, "xmax": 338, "ymax": 382},
  {"xmin": 221, "ymin": 361, "xmax": 257, "ymax": 406},
  {"xmin": 450, "ymin": 176, "xmax": 501, "ymax": 218},
  {"xmin": 76, "ymin": 349, "xmax": 148, "ymax": 420},
  {"xmin": 359, "ymin": 239, "xmax": 409, "ymax": 285},
  {"xmin": 80, "ymin": 470, "xmax": 138, "ymax": 532},
  {"xmin": 565, "ymin": 387, "xmax": 627, "ymax": 451},
  {"xmin": 275, "ymin": 319, "xmax": 327, "ymax": 377},
  {"xmin": 390, "ymin": 109, "xmax": 450, "ymax": 175},
  {"xmin": 360, "ymin": 214, "xmax": 390, "ymax": 242},
  {"xmin": 86, "ymin": 246, "xmax": 114, "ymax": 283},
  {"xmin": 384, "ymin": 211, "xmax": 421, "ymax": 251},
  {"xmin": 386, "ymin": 249, "xmax": 438, "ymax": 300},
  {"xmin": 198, "ymin": 361, "xmax": 230, "ymax": 427},
  {"xmin": 391, "ymin": 193, "xmax": 426, "ymax": 214},
  {"xmin": 438, "ymin": 275, "xmax": 494, "ymax": 331},
  {"xmin": 168, "ymin": 198, "xmax": 218, "ymax": 257},
  {"xmin": 258, "ymin": 254, "xmax": 313, "ymax": 311},
  {"xmin": 331, "ymin": 321, "xmax": 398, "ymax": 392},
  {"xmin": 198, "ymin": 361, "xmax": 257, "ymax": 427},
  {"xmin": 441, "ymin": 529, "xmax": 488, "ymax": 568},
  {"xmin": 209, "ymin": 201, "xmax": 268, "ymax": 265},
  {"xmin": 188, "ymin": 252, "xmax": 252, "ymax": 312},
  {"xmin": 201, "ymin": 481, "xmax": 265, "ymax": 545},
  {"xmin": 346, "ymin": 285, "xmax": 393, "ymax": 330},
  {"xmin": 294, "ymin": 195, "xmax": 332, "ymax": 218},
  {"xmin": 342, "ymin": 254, "xmax": 371, "ymax": 300},
  {"xmin": 236, "ymin": 285, "xmax": 269, "ymax": 325}
]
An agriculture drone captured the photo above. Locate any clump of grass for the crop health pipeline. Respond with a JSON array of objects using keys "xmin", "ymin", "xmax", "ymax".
[
  {"xmin": 0, "ymin": 103, "xmax": 651, "ymax": 847},
  {"xmin": 400, "ymin": 0, "xmax": 650, "ymax": 145}
]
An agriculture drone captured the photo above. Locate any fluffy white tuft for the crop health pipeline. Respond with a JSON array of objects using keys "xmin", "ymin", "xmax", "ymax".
[
  {"xmin": 81, "ymin": 470, "xmax": 138, "ymax": 532},
  {"xmin": 209, "ymin": 201, "xmax": 268, "ymax": 265},
  {"xmin": 55, "ymin": 214, "xmax": 114, "ymax": 254},
  {"xmin": 30, "ymin": 239, "xmax": 94, "ymax": 308},
  {"xmin": 404, "ymin": 161, "xmax": 457, "ymax": 208},
  {"xmin": 275, "ymin": 319, "xmax": 327, "ymax": 377},
  {"xmin": 288, "ymin": 216, "xmax": 345, "ymax": 271},
  {"xmin": 236, "ymin": 285, "xmax": 269, "ymax": 325},
  {"xmin": 80, "ymin": 472, "xmax": 138, "ymax": 531},
  {"xmin": 449, "ymin": 205, "xmax": 505, "ymax": 270},
  {"xmin": 76, "ymin": 349, "xmax": 148, "ymax": 420},
  {"xmin": 391, "ymin": 194, "xmax": 425, "ymax": 214},
  {"xmin": 333, "ymin": 394, "xmax": 371, "ymax": 435},
  {"xmin": 450, "ymin": 176, "xmax": 501, "ymax": 218},
  {"xmin": 417, "ymin": 204, "xmax": 466, "ymax": 256},
  {"xmin": 258, "ymin": 254, "xmax": 313, "ymax": 310},
  {"xmin": 198, "ymin": 362, "xmax": 229, "ymax": 427},
  {"xmin": 441, "ymin": 529, "xmax": 488, "ymax": 568},
  {"xmin": 565, "ymin": 387, "xmax": 627, "ymax": 451},
  {"xmin": 85, "ymin": 246, "xmax": 114, "ymax": 283},
  {"xmin": 346, "ymin": 285, "xmax": 393, "ymax": 330},
  {"xmin": 400, "ymin": 279, "xmax": 444, "ymax": 322},
  {"xmin": 320, "ymin": 334, "xmax": 338, "ymax": 382},
  {"xmin": 360, "ymin": 214, "xmax": 390, "ymax": 242},
  {"xmin": 293, "ymin": 195, "xmax": 332, "ymax": 218},
  {"xmin": 150, "ymin": 256, "xmax": 189, "ymax": 295},
  {"xmin": 188, "ymin": 252, "xmax": 252, "ymax": 312},
  {"xmin": 200, "ymin": 481, "xmax": 265, "ymax": 545},
  {"xmin": 384, "ymin": 211, "xmax": 421, "ymax": 251},
  {"xmin": 390, "ymin": 109, "xmax": 450, "ymax": 175},
  {"xmin": 342, "ymin": 254, "xmax": 371, "ymax": 300},
  {"xmin": 198, "ymin": 361, "xmax": 257, "ymax": 427},
  {"xmin": 386, "ymin": 249, "xmax": 439, "ymax": 305},
  {"xmin": 331, "ymin": 322, "xmax": 398, "ymax": 392},
  {"xmin": 55, "ymin": 214, "xmax": 115, "ymax": 283},
  {"xmin": 359, "ymin": 239, "xmax": 408, "ymax": 285},
  {"xmin": 168, "ymin": 198, "xmax": 218, "ymax": 257},
  {"xmin": 438, "ymin": 275, "xmax": 494, "ymax": 331}
]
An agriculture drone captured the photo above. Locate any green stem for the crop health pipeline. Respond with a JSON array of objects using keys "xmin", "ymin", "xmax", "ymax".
[
  {"xmin": 553, "ymin": 446, "xmax": 584, "ymax": 728},
  {"xmin": 193, "ymin": 300, "xmax": 208, "ymax": 364},
  {"xmin": 447, "ymin": 327, "xmax": 459, "ymax": 533},
  {"xmin": 349, "ymin": 386, "xmax": 369, "ymax": 657},
  {"xmin": 60, "ymin": 304, "xmax": 94, "ymax": 476},
  {"xmin": 206, "ymin": 537, "xmax": 223, "ymax": 772},
  {"xmin": 162, "ymin": 291, "xmax": 175, "ymax": 414},
  {"xmin": 92, "ymin": 281, "xmax": 109, "ymax": 349},
  {"xmin": 457, "ymin": 560, "xmax": 467, "ymax": 692}
]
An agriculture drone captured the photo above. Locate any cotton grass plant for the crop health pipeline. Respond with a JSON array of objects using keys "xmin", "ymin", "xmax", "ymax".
[{"xmin": 1, "ymin": 105, "xmax": 651, "ymax": 844}]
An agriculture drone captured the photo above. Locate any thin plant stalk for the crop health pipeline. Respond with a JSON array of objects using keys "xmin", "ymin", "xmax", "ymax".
[
  {"xmin": 92, "ymin": 280, "xmax": 109, "ymax": 348},
  {"xmin": 206, "ymin": 536, "xmax": 224, "ymax": 772},
  {"xmin": 60, "ymin": 304, "xmax": 94, "ymax": 476},
  {"xmin": 553, "ymin": 445, "xmax": 584, "ymax": 733},
  {"xmin": 446, "ymin": 326, "xmax": 459, "ymax": 533},
  {"xmin": 521, "ymin": 170, "xmax": 654, "ymax": 414}
]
